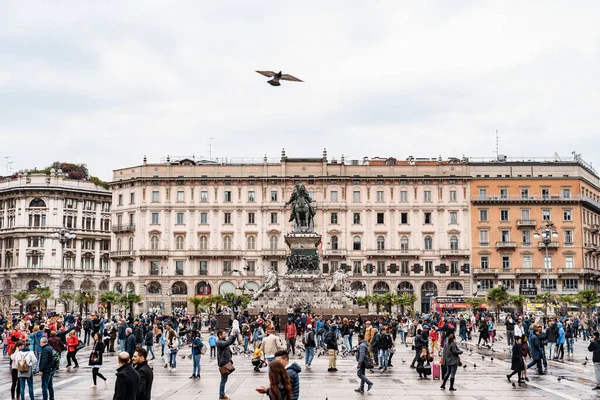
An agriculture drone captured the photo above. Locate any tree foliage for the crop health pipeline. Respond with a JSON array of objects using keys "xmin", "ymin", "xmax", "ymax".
[
  {"xmin": 486, "ymin": 287, "xmax": 510, "ymax": 314},
  {"xmin": 13, "ymin": 291, "xmax": 30, "ymax": 314},
  {"xmin": 99, "ymin": 291, "xmax": 120, "ymax": 317},
  {"xmin": 465, "ymin": 297, "xmax": 486, "ymax": 312}
]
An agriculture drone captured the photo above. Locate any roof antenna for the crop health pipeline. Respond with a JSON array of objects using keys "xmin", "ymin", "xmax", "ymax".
[{"xmin": 495, "ymin": 129, "xmax": 500, "ymax": 158}]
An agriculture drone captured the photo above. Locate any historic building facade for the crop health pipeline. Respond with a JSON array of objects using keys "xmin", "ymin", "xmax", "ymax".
[
  {"xmin": 110, "ymin": 151, "xmax": 473, "ymax": 314},
  {"xmin": 470, "ymin": 159, "xmax": 600, "ymax": 299},
  {"xmin": 0, "ymin": 171, "xmax": 112, "ymax": 312}
]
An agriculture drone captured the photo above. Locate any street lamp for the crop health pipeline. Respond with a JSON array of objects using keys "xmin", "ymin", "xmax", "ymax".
[
  {"xmin": 50, "ymin": 228, "xmax": 76, "ymax": 300},
  {"xmin": 534, "ymin": 221, "xmax": 559, "ymax": 313}
]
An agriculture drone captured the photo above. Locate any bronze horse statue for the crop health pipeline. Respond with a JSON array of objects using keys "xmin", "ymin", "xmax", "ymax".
[{"xmin": 292, "ymin": 195, "xmax": 315, "ymax": 232}]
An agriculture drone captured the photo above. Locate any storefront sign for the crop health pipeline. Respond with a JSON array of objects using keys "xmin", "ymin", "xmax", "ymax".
[{"xmin": 519, "ymin": 288, "xmax": 538, "ymax": 296}]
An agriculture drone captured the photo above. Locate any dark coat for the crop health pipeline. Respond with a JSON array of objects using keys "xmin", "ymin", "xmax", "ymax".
[
  {"xmin": 546, "ymin": 324, "xmax": 558, "ymax": 343},
  {"xmin": 325, "ymin": 330, "xmax": 338, "ymax": 350},
  {"xmin": 216, "ymin": 334, "xmax": 236, "ymax": 367},
  {"xmin": 529, "ymin": 334, "xmax": 542, "ymax": 361},
  {"xmin": 144, "ymin": 331, "xmax": 153, "ymax": 347},
  {"xmin": 286, "ymin": 362, "xmax": 301, "ymax": 400},
  {"xmin": 133, "ymin": 325, "xmax": 144, "ymax": 344},
  {"xmin": 511, "ymin": 343, "xmax": 525, "ymax": 371},
  {"xmin": 38, "ymin": 344, "xmax": 55, "ymax": 373},
  {"xmin": 442, "ymin": 341, "xmax": 463, "ymax": 366},
  {"xmin": 89, "ymin": 341, "xmax": 105, "ymax": 366},
  {"xmin": 134, "ymin": 361, "xmax": 154, "ymax": 400},
  {"xmin": 588, "ymin": 338, "xmax": 600, "ymax": 363},
  {"xmin": 126, "ymin": 334, "xmax": 137, "ymax": 358},
  {"xmin": 113, "ymin": 363, "xmax": 140, "ymax": 400}
]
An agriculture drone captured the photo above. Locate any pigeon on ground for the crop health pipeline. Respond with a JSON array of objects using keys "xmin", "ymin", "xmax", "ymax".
[
  {"xmin": 482, "ymin": 356, "xmax": 485, "ymax": 360},
  {"xmin": 557, "ymin": 377, "xmax": 562, "ymax": 382},
  {"xmin": 256, "ymin": 70, "xmax": 303, "ymax": 86},
  {"xmin": 583, "ymin": 361, "xmax": 588, "ymax": 366},
  {"xmin": 402, "ymin": 359, "xmax": 406, "ymax": 364},
  {"xmin": 463, "ymin": 365, "xmax": 467, "ymax": 369},
  {"xmin": 474, "ymin": 363, "xmax": 477, "ymax": 368},
  {"xmin": 491, "ymin": 357, "xmax": 494, "ymax": 362},
  {"xmin": 586, "ymin": 357, "xmax": 589, "ymax": 361}
]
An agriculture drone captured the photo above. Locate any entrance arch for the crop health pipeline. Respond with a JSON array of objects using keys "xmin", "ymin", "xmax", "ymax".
[
  {"xmin": 397, "ymin": 281, "xmax": 414, "ymax": 296},
  {"xmin": 420, "ymin": 281, "xmax": 438, "ymax": 313},
  {"xmin": 373, "ymin": 281, "xmax": 390, "ymax": 295},
  {"xmin": 195, "ymin": 281, "xmax": 212, "ymax": 295},
  {"xmin": 219, "ymin": 281, "xmax": 235, "ymax": 295}
]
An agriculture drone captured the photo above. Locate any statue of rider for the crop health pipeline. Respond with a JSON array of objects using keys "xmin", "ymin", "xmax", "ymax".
[{"xmin": 286, "ymin": 182, "xmax": 316, "ymax": 223}]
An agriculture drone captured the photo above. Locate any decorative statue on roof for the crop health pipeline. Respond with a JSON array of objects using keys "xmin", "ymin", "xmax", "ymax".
[{"xmin": 286, "ymin": 182, "xmax": 316, "ymax": 232}]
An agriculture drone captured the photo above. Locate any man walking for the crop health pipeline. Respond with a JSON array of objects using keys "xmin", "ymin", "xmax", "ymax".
[
  {"xmin": 354, "ymin": 333, "xmax": 373, "ymax": 394},
  {"xmin": 217, "ymin": 329, "xmax": 237, "ymax": 400},
  {"xmin": 325, "ymin": 324, "xmax": 338, "ymax": 372},
  {"xmin": 133, "ymin": 347, "xmax": 154, "ymax": 400},
  {"xmin": 118, "ymin": 321, "xmax": 127, "ymax": 352},
  {"xmin": 303, "ymin": 324, "xmax": 316, "ymax": 369},
  {"xmin": 284, "ymin": 319, "xmax": 297, "ymax": 356},
  {"xmin": 505, "ymin": 314, "xmax": 516, "ymax": 346},
  {"xmin": 113, "ymin": 352, "xmax": 140, "ymax": 400},
  {"xmin": 125, "ymin": 328, "xmax": 137, "ymax": 359},
  {"xmin": 38, "ymin": 337, "xmax": 56, "ymax": 400},
  {"xmin": 588, "ymin": 331, "xmax": 600, "ymax": 390}
]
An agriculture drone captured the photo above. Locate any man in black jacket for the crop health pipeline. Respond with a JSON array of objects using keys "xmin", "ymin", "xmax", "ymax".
[
  {"xmin": 133, "ymin": 320, "xmax": 144, "ymax": 346},
  {"xmin": 325, "ymin": 324, "xmax": 338, "ymax": 372},
  {"xmin": 588, "ymin": 331, "xmax": 600, "ymax": 390},
  {"xmin": 113, "ymin": 352, "xmax": 140, "ymax": 400},
  {"xmin": 354, "ymin": 334, "xmax": 373, "ymax": 393},
  {"xmin": 133, "ymin": 347, "xmax": 154, "ymax": 400},
  {"xmin": 125, "ymin": 328, "xmax": 137, "ymax": 358},
  {"xmin": 38, "ymin": 337, "xmax": 56, "ymax": 400},
  {"xmin": 410, "ymin": 329, "xmax": 428, "ymax": 369},
  {"xmin": 217, "ymin": 329, "xmax": 236, "ymax": 400}
]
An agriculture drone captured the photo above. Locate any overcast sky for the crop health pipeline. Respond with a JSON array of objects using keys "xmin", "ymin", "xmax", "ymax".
[{"xmin": 2, "ymin": 1, "xmax": 600, "ymax": 180}]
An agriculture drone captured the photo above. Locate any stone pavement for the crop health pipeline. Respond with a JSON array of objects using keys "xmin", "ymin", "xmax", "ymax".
[{"xmin": 0, "ymin": 334, "xmax": 598, "ymax": 400}]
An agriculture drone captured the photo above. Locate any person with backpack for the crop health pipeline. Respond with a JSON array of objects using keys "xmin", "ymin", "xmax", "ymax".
[
  {"xmin": 354, "ymin": 333, "xmax": 373, "ymax": 393},
  {"xmin": 16, "ymin": 339, "xmax": 38, "ymax": 400},
  {"xmin": 38, "ymin": 337, "xmax": 58, "ymax": 400},
  {"xmin": 144, "ymin": 328, "xmax": 155, "ymax": 360},
  {"xmin": 303, "ymin": 324, "xmax": 316, "ymax": 369},
  {"xmin": 284, "ymin": 319, "xmax": 297, "ymax": 356},
  {"xmin": 324, "ymin": 324, "xmax": 338, "ymax": 372},
  {"xmin": 83, "ymin": 317, "xmax": 92, "ymax": 346},
  {"xmin": 190, "ymin": 331, "xmax": 204, "ymax": 379},
  {"xmin": 9, "ymin": 339, "xmax": 23, "ymax": 400}
]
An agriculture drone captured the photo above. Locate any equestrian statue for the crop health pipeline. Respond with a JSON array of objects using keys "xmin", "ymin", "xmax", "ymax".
[{"xmin": 286, "ymin": 182, "xmax": 316, "ymax": 232}]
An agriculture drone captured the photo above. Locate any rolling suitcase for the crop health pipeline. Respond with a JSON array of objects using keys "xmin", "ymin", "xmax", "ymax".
[{"xmin": 432, "ymin": 363, "xmax": 441, "ymax": 380}]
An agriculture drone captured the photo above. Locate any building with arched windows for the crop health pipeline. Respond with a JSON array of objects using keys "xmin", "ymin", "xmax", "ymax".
[{"xmin": 0, "ymin": 171, "xmax": 111, "ymax": 312}]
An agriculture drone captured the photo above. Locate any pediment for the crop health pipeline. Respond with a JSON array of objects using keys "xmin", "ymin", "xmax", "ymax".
[{"xmin": 148, "ymin": 229, "xmax": 162, "ymax": 235}]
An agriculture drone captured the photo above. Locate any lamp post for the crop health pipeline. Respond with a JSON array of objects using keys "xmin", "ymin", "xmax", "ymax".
[
  {"xmin": 50, "ymin": 228, "xmax": 76, "ymax": 310},
  {"xmin": 534, "ymin": 221, "xmax": 559, "ymax": 314}
]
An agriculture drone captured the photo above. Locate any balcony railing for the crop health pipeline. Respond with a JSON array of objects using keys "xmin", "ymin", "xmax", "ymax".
[
  {"xmin": 111, "ymin": 224, "xmax": 135, "ymax": 233},
  {"xmin": 139, "ymin": 249, "xmax": 170, "ymax": 258},
  {"xmin": 439, "ymin": 249, "xmax": 470, "ymax": 257},
  {"xmin": 515, "ymin": 268, "xmax": 543, "ymax": 274},
  {"xmin": 517, "ymin": 220, "xmax": 537, "ymax": 227},
  {"xmin": 366, "ymin": 249, "xmax": 421, "ymax": 257},
  {"xmin": 472, "ymin": 268, "xmax": 499, "ymax": 275},
  {"xmin": 109, "ymin": 250, "xmax": 136, "ymax": 258},
  {"xmin": 474, "ymin": 195, "xmax": 580, "ymax": 202},
  {"xmin": 538, "ymin": 242, "xmax": 559, "ymax": 249},
  {"xmin": 261, "ymin": 249, "xmax": 287, "ymax": 257},
  {"xmin": 187, "ymin": 249, "xmax": 243, "ymax": 257},
  {"xmin": 496, "ymin": 241, "xmax": 517, "ymax": 249},
  {"xmin": 323, "ymin": 249, "xmax": 347, "ymax": 257}
]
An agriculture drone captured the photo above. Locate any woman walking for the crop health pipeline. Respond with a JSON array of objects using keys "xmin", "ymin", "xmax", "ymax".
[
  {"xmin": 167, "ymin": 329, "xmax": 179, "ymax": 371},
  {"xmin": 89, "ymin": 333, "xmax": 108, "ymax": 388},
  {"xmin": 144, "ymin": 328, "xmax": 155, "ymax": 360},
  {"xmin": 9, "ymin": 339, "xmax": 23, "ymax": 400},
  {"xmin": 190, "ymin": 331, "xmax": 203, "ymax": 379},
  {"xmin": 256, "ymin": 360, "xmax": 293, "ymax": 400},
  {"xmin": 440, "ymin": 333, "xmax": 463, "ymax": 392},
  {"xmin": 66, "ymin": 330, "xmax": 79, "ymax": 368},
  {"xmin": 507, "ymin": 336, "xmax": 525, "ymax": 385},
  {"xmin": 16, "ymin": 340, "xmax": 37, "ymax": 400}
]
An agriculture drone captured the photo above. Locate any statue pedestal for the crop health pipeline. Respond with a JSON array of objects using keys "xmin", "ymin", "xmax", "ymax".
[{"xmin": 284, "ymin": 233, "xmax": 321, "ymax": 274}]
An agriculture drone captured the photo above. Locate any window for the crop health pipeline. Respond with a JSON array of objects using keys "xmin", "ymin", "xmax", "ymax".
[
  {"xmin": 541, "ymin": 188, "xmax": 550, "ymax": 200},
  {"xmin": 400, "ymin": 191, "xmax": 408, "ymax": 202},
  {"xmin": 520, "ymin": 188, "xmax": 529, "ymax": 199},
  {"xmin": 271, "ymin": 191, "xmax": 278, "ymax": 201},
  {"xmin": 353, "ymin": 191, "xmax": 360, "ymax": 202},
  {"xmin": 151, "ymin": 213, "xmax": 159, "ymax": 224},
  {"xmin": 502, "ymin": 256, "xmax": 511, "ymax": 270},
  {"xmin": 175, "ymin": 261, "xmax": 184, "ymax": 275},
  {"xmin": 246, "ymin": 236, "xmax": 256, "ymax": 250},
  {"xmin": 200, "ymin": 191, "xmax": 208, "ymax": 202},
  {"xmin": 270, "ymin": 236, "xmax": 278, "ymax": 250},
  {"xmin": 479, "ymin": 188, "xmax": 487, "ymax": 200},
  {"xmin": 176, "ymin": 213, "xmax": 184, "ymax": 224},
  {"xmin": 521, "ymin": 255, "xmax": 532, "ymax": 269},
  {"xmin": 424, "ymin": 190, "xmax": 432, "ymax": 202},
  {"xmin": 424, "ymin": 236, "xmax": 433, "ymax": 250},
  {"xmin": 353, "ymin": 236, "xmax": 361, "ymax": 251},
  {"xmin": 400, "ymin": 261, "xmax": 410, "ymax": 275},
  {"xmin": 501, "ymin": 279, "xmax": 515, "ymax": 290},
  {"xmin": 564, "ymin": 230, "xmax": 573, "ymax": 245},
  {"xmin": 522, "ymin": 229, "xmax": 531, "ymax": 245},
  {"xmin": 563, "ymin": 209, "xmax": 572, "ymax": 221},
  {"xmin": 199, "ymin": 261, "xmax": 208, "ymax": 275},
  {"xmin": 246, "ymin": 260, "xmax": 255, "ymax": 275},
  {"xmin": 270, "ymin": 213, "xmax": 278, "ymax": 224},
  {"xmin": 330, "ymin": 191, "xmax": 338, "ymax": 202},
  {"xmin": 177, "ymin": 191, "xmax": 184, "ymax": 202},
  {"xmin": 544, "ymin": 256, "xmax": 552, "ymax": 270},
  {"xmin": 541, "ymin": 279, "xmax": 557, "ymax": 291},
  {"xmin": 248, "ymin": 212, "xmax": 255, "ymax": 224},
  {"xmin": 175, "ymin": 236, "xmax": 184, "ymax": 250},
  {"xmin": 521, "ymin": 209, "xmax": 530, "ymax": 220},
  {"xmin": 377, "ymin": 260, "xmax": 386, "ymax": 275},
  {"xmin": 376, "ymin": 212, "xmax": 384, "ymax": 224},
  {"xmin": 118, "ymin": 194, "xmax": 123, "ymax": 206},
  {"xmin": 127, "ymin": 261, "xmax": 134, "ymax": 276},
  {"xmin": 198, "ymin": 236, "xmax": 208, "ymax": 250},
  {"xmin": 450, "ymin": 211, "xmax": 457, "ymax": 224},
  {"xmin": 376, "ymin": 191, "xmax": 384, "ymax": 202},
  {"xmin": 353, "ymin": 261, "xmax": 362, "ymax": 275},
  {"xmin": 270, "ymin": 260, "xmax": 278, "ymax": 272},
  {"xmin": 479, "ymin": 229, "xmax": 489, "ymax": 245},
  {"xmin": 520, "ymin": 279, "xmax": 536, "ymax": 289},
  {"xmin": 449, "ymin": 190, "xmax": 457, "ymax": 202},
  {"xmin": 450, "ymin": 261, "xmax": 459, "ymax": 275},
  {"xmin": 223, "ymin": 235, "xmax": 232, "ymax": 250},
  {"xmin": 224, "ymin": 191, "xmax": 232, "ymax": 202},
  {"xmin": 222, "ymin": 261, "xmax": 232, "ymax": 275},
  {"xmin": 376, "ymin": 236, "xmax": 385, "ymax": 250},
  {"xmin": 248, "ymin": 191, "xmax": 256, "ymax": 202},
  {"xmin": 152, "ymin": 191, "xmax": 159, "ymax": 202},
  {"xmin": 28, "ymin": 214, "xmax": 46, "ymax": 227},
  {"xmin": 479, "ymin": 209, "xmax": 488, "ymax": 221},
  {"xmin": 150, "ymin": 236, "xmax": 159, "ymax": 250},
  {"xmin": 425, "ymin": 261, "xmax": 433, "ymax": 274},
  {"xmin": 480, "ymin": 279, "xmax": 494, "ymax": 290},
  {"xmin": 500, "ymin": 188, "xmax": 508, "ymax": 199},
  {"xmin": 500, "ymin": 209, "xmax": 509, "ymax": 222},
  {"xmin": 400, "ymin": 236, "xmax": 409, "ymax": 250},
  {"xmin": 542, "ymin": 209, "xmax": 551, "ymax": 221},
  {"xmin": 27, "ymin": 254, "xmax": 43, "ymax": 269},
  {"xmin": 224, "ymin": 213, "xmax": 232, "ymax": 224},
  {"xmin": 562, "ymin": 188, "xmax": 571, "ymax": 199},
  {"xmin": 400, "ymin": 212, "xmax": 408, "ymax": 224},
  {"xmin": 480, "ymin": 256, "xmax": 489, "ymax": 269},
  {"xmin": 565, "ymin": 255, "xmax": 574, "ymax": 269},
  {"xmin": 200, "ymin": 212, "xmax": 208, "ymax": 224},
  {"xmin": 353, "ymin": 213, "xmax": 361, "ymax": 224},
  {"xmin": 450, "ymin": 236, "xmax": 458, "ymax": 250},
  {"xmin": 500, "ymin": 229, "xmax": 510, "ymax": 242},
  {"xmin": 27, "ymin": 237, "xmax": 45, "ymax": 247},
  {"xmin": 563, "ymin": 279, "xmax": 578, "ymax": 290},
  {"xmin": 330, "ymin": 212, "xmax": 338, "ymax": 224},
  {"xmin": 424, "ymin": 212, "xmax": 432, "ymax": 224},
  {"xmin": 330, "ymin": 236, "xmax": 338, "ymax": 250},
  {"xmin": 128, "ymin": 237, "xmax": 134, "ymax": 250}
]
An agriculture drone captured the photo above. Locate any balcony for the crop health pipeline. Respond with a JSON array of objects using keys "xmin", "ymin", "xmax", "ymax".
[
  {"xmin": 261, "ymin": 249, "xmax": 287, "ymax": 257},
  {"xmin": 188, "ymin": 249, "xmax": 243, "ymax": 258},
  {"xmin": 473, "ymin": 195, "xmax": 579, "ymax": 204},
  {"xmin": 367, "ymin": 249, "xmax": 421, "ymax": 257},
  {"xmin": 472, "ymin": 268, "xmax": 499, "ymax": 276},
  {"xmin": 557, "ymin": 268, "xmax": 580, "ymax": 275},
  {"xmin": 496, "ymin": 241, "xmax": 517, "ymax": 250},
  {"xmin": 515, "ymin": 268, "xmax": 543, "ymax": 275},
  {"xmin": 323, "ymin": 249, "xmax": 347, "ymax": 257},
  {"xmin": 439, "ymin": 249, "xmax": 470, "ymax": 257},
  {"xmin": 111, "ymin": 224, "xmax": 135, "ymax": 233},
  {"xmin": 109, "ymin": 250, "xmax": 136, "ymax": 259},
  {"xmin": 139, "ymin": 249, "xmax": 170, "ymax": 258},
  {"xmin": 537, "ymin": 242, "xmax": 559, "ymax": 249},
  {"xmin": 11, "ymin": 267, "xmax": 56, "ymax": 275},
  {"xmin": 517, "ymin": 220, "xmax": 537, "ymax": 228}
]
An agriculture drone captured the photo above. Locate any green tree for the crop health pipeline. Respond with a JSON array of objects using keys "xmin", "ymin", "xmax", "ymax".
[
  {"xmin": 486, "ymin": 287, "xmax": 510, "ymax": 315},
  {"xmin": 13, "ymin": 291, "xmax": 30, "ymax": 314},
  {"xmin": 76, "ymin": 291, "xmax": 96, "ymax": 315},
  {"xmin": 394, "ymin": 293, "xmax": 417, "ymax": 316},
  {"xmin": 534, "ymin": 292, "xmax": 556, "ymax": 315},
  {"xmin": 371, "ymin": 294, "xmax": 384, "ymax": 314},
  {"xmin": 356, "ymin": 295, "xmax": 371, "ymax": 309},
  {"xmin": 577, "ymin": 289, "xmax": 599, "ymax": 318},
  {"xmin": 57, "ymin": 292, "xmax": 75, "ymax": 311},
  {"xmin": 35, "ymin": 286, "xmax": 53, "ymax": 311},
  {"xmin": 510, "ymin": 295, "xmax": 527, "ymax": 315},
  {"xmin": 188, "ymin": 297, "xmax": 203, "ymax": 315},
  {"xmin": 99, "ymin": 291, "xmax": 120, "ymax": 318},
  {"xmin": 380, "ymin": 292, "xmax": 397, "ymax": 314},
  {"xmin": 120, "ymin": 293, "xmax": 142, "ymax": 317},
  {"xmin": 556, "ymin": 295, "xmax": 576, "ymax": 315},
  {"xmin": 465, "ymin": 297, "xmax": 486, "ymax": 313}
]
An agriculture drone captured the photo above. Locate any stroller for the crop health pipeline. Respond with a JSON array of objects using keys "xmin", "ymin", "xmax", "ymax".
[{"xmin": 252, "ymin": 346, "xmax": 268, "ymax": 372}]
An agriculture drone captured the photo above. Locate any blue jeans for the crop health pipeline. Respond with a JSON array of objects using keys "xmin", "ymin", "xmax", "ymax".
[
  {"xmin": 343, "ymin": 335, "xmax": 351, "ymax": 352},
  {"xmin": 243, "ymin": 336, "xmax": 249, "ymax": 353},
  {"xmin": 379, "ymin": 349, "xmax": 389, "ymax": 368},
  {"xmin": 399, "ymin": 331, "xmax": 406, "ymax": 343},
  {"xmin": 119, "ymin": 339, "xmax": 126, "ymax": 352},
  {"xmin": 41, "ymin": 370, "xmax": 55, "ymax": 400},
  {"xmin": 357, "ymin": 365, "xmax": 372, "ymax": 390},
  {"xmin": 566, "ymin": 338, "xmax": 574, "ymax": 354},
  {"xmin": 305, "ymin": 347, "xmax": 315, "ymax": 366},
  {"xmin": 220, "ymin": 373, "xmax": 228, "ymax": 397},
  {"xmin": 349, "ymin": 333, "xmax": 353, "ymax": 348},
  {"xmin": 20, "ymin": 375, "xmax": 34, "ymax": 400},
  {"xmin": 169, "ymin": 349, "xmax": 178, "ymax": 368},
  {"xmin": 527, "ymin": 358, "xmax": 542, "ymax": 373},
  {"xmin": 193, "ymin": 354, "xmax": 201, "ymax": 376},
  {"xmin": 146, "ymin": 345, "xmax": 155, "ymax": 359}
]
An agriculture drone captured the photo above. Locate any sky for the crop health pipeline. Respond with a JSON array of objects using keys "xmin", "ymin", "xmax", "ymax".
[{"xmin": 1, "ymin": 1, "xmax": 600, "ymax": 181}]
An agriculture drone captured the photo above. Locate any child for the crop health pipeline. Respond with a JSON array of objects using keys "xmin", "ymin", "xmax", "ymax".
[
  {"xmin": 430, "ymin": 327, "xmax": 441, "ymax": 357},
  {"xmin": 208, "ymin": 332, "xmax": 217, "ymax": 358}
]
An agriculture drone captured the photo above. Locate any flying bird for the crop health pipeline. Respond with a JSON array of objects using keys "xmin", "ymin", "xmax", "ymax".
[{"xmin": 256, "ymin": 70, "xmax": 303, "ymax": 86}]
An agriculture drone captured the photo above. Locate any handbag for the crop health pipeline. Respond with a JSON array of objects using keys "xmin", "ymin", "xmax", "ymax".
[
  {"xmin": 219, "ymin": 361, "xmax": 235, "ymax": 376},
  {"xmin": 364, "ymin": 355, "xmax": 374, "ymax": 370},
  {"xmin": 200, "ymin": 343, "xmax": 207, "ymax": 355},
  {"xmin": 75, "ymin": 341, "xmax": 85, "ymax": 351},
  {"xmin": 406, "ymin": 337, "xmax": 414, "ymax": 345},
  {"xmin": 423, "ymin": 363, "xmax": 432, "ymax": 375}
]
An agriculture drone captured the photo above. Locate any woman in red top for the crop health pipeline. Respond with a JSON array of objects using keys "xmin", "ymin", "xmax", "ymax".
[
  {"xmin": 66, "ymin": 330, "xmax": 80, "ymax": 368},
  {"xmin": 6, "ymin": 328, "xmax": 25, "ymax": 356}
]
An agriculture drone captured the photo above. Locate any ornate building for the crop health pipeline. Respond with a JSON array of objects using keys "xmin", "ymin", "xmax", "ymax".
[
  {"xmin": 0, "ymin": 171, "xmax": 112, "ymax": 312},
  {"xmin": 110, "ymin": 151, "xmax": 473, "ymax": 314}
]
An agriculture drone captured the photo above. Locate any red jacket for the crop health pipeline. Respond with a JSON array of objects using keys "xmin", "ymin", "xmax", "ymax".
[
  {"xmin": 429, "ymin": 330, "xmax": 439, "ymax": 341},
  {"xmin": 284, "ymin": 323, "xmax": 297, "ymax": 339},
  {"xmin": 66, "ymin": 335, "xmax": 79, "ymax": 352}
]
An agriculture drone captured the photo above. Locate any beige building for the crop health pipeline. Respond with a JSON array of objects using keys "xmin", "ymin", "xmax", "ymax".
[
  {"xmin": 110, "ymin": 151, "xmax": 473, "ymax": 314},
  {"xmin": 0, "ymin": 171, "xmax": 112, "ymax": 312}
]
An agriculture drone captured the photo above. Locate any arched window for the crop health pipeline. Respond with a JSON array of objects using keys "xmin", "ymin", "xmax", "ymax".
[
  {"xmin": 196, "ymin": 281, "xmax": 211, "ymax": 295},
  {"xmin": 60, "ymin": 280, "xmax": 74, "ymax": 291},
  {"xmin": 147, "ymin": 281, "xmax": 161, "ymax": 294},
  {"xmin": 353, "ymin": 236, "xmax": 361, "ymax": 251},
  {"xmin": 373, "ymin": 281, "xmax": 390, "ymax": 295},
  {"xmin": 175, "ymin": 236, "xmax": 184, "ymax": 250},
  {"xmin": 450, "ymin": 235, "xmax": 459, "ymax": 250},
  {"xmin": 116, "ymin": 238, "xmax": 122, "ymax": 252},
  {"xmin": 270, "ymin": 236, "xmax": 278, "ymax": 250},
  {"xmin": 376, "ymin": 236, "xmax": 385, "ymax": 250},
  {"xmin": 99, "ymin": 281, "xmax": 109, "ymax": 291},
  {"xmin": 447, "ymin": 281, "xmax": 463, "ymax": 291},
  {"xmin": 331, "ymin": 236, "xmax": 338, "ymax": 250},
  {"xmin": 128, "ymin": 237, "xmax": 134, "ymax": 250},
  {"xmin": 424, "ymin": 236, "xmax": 433, "ymax": 250},
  {"xmin": 114, "ymin": 282, "xmax": 123, "ymax": 293},
  {"xmin": 150, "ymin": 236, "xmax": 159, "ymax": 250},
  {"xmin": 247, "ymin": 236, "xmax": 256, "ymax": 250},
  {"xmin": 125, "ymin": 282, "xmax": 135, "ymax": 293},
  {"xmin": 199, "ymin": 236, "xmax": 208, "ymax": 250},
  {"xmin": 81, "ymin": 280, "xmax": 94, "ymax": 291},
  {"xmin": 400, "ymin": 235, "xmax": 409, "ymax": 250},
  {"xmin": 29, "ymin": 198, "xmax": 46, "ymax": 208},
  {"xmin": 223, "ymin": 235, "xmax": 232, "ymax": 250},
  {"xmin": 171, "ymin": 281, "xmax": 188, "ymax": 295},
  {"xmin": 397, "ymin": 281, "xmax": 414, "ymax": 295}
]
